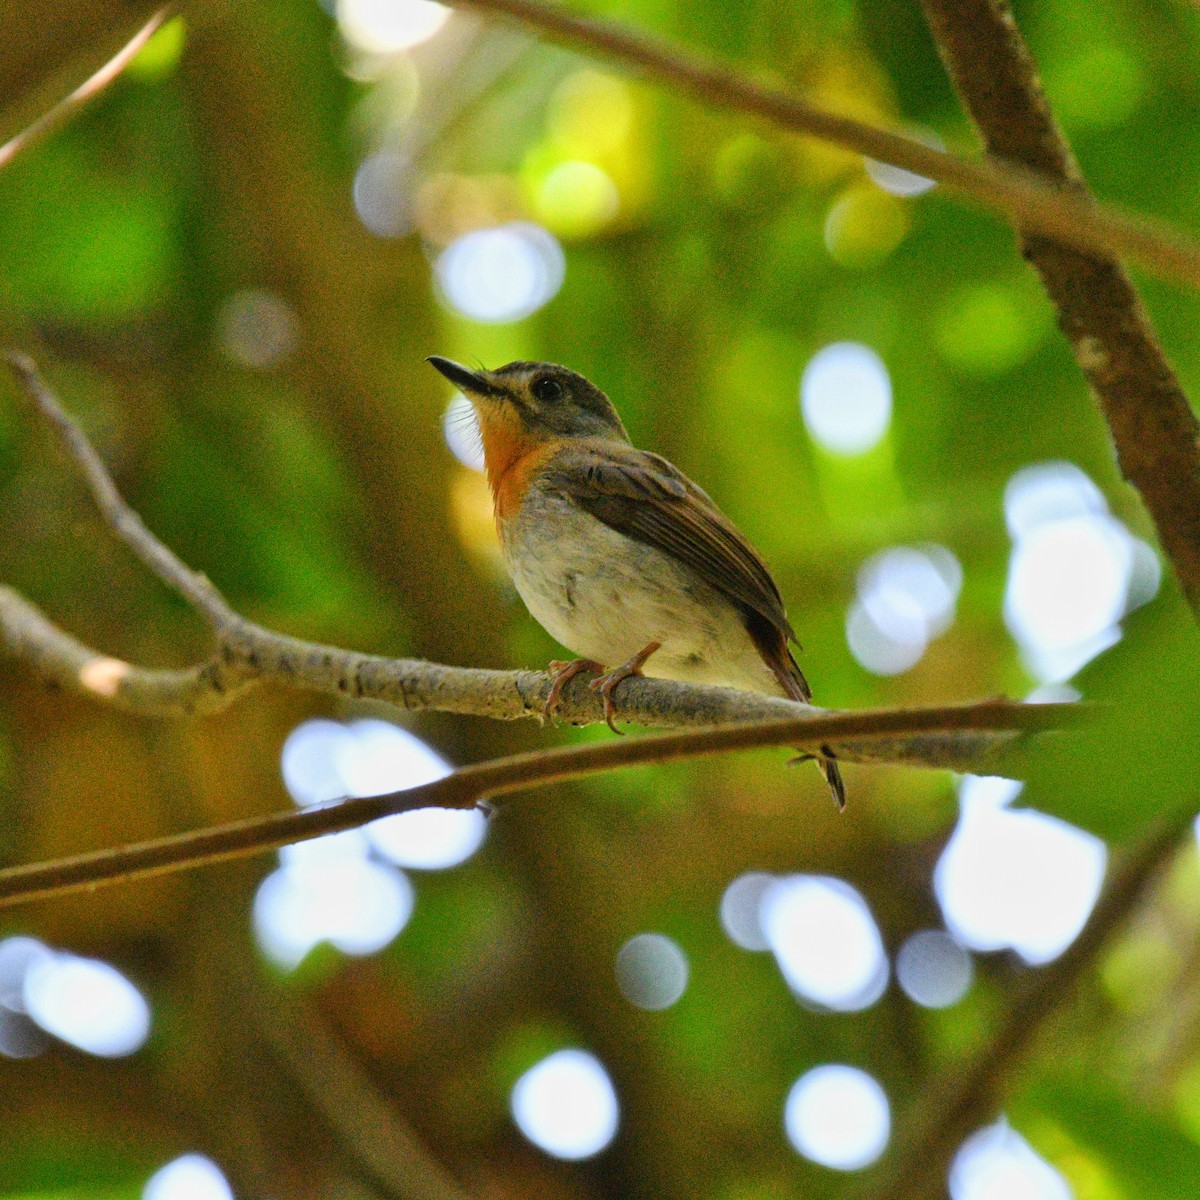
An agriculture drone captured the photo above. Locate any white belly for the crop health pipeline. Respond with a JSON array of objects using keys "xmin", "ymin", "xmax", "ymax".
[{"xmin": 500, "ymin": 488, "xmax": 782, "ymax": 696}]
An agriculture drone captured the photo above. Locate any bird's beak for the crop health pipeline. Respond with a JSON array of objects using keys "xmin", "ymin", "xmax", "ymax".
[{"xmin": 427, "ymin": 356, "xmax": 505, "ymax": 399}]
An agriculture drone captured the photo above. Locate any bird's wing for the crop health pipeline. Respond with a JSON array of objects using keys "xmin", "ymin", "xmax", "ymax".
[{"xmin": 544, "ymin": 440, "xmax": 799, "ymax": 647}]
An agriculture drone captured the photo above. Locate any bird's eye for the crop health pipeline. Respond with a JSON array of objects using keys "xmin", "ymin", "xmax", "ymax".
[{"xmin": 532, "ymin": 376, "xmax": 565, "ymax": 404}]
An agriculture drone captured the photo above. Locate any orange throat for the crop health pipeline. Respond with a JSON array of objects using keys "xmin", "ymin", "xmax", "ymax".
[{"xmin": 477, "ymin": 407, "xmax": 560, "ymax": 527}]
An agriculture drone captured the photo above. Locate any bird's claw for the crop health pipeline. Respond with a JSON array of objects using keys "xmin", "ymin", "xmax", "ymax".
[
  {"xmin": 587, "ymin": 641, "xmax": 662, "ymax": 735},
  {"xmin": 545, "ymin": 658, "xmax": 603, "ymax": 720}
]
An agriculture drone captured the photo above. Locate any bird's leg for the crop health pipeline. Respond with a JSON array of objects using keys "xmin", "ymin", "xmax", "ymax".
[
  {"xmin": 545, "ymin": 657, "xmax": 604, "ymax": 719},
  {"xmin": 589, "ymin": 641, "xmax": 662, "ymax": 734}
]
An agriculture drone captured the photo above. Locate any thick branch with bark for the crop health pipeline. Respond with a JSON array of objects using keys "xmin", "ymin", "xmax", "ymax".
[{"xmin": 917, "ymin": 0, "xmax": 1200, "ymax": 619}]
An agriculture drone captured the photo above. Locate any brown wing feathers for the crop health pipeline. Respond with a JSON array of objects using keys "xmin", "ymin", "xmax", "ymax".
[{"xmin": 554, "ymin": 443, "xmax": 797, "ymax": 644}]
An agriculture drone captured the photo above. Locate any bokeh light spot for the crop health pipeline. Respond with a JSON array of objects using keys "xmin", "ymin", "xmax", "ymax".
[
  {"xmin": 823, "ymin": 186, "xmax": 910, "ymax": 268},
  {"xmin": 511, "ymin": 1049, "xmax": 619, "ymax": 1160},
  {"xmin": 338, "ymin": 717, "xmax": 452, "ymax": 797},
  {"xmin": 935, "ymin": 775, "xmax": 1106, "ymax": 965},
  {"xmin": 614, "ymin": 933, "xmax": 689, "ymax": 1010},
  {"xmin": 281, "ymin": 718, "xmax": 487, "ymax": 870},
  {"xmin": 337, "ymin": 0, "xmax": 449, "ymax": 54},
  {"xmin": 215, "ymin": 288, "xmax": 298, "ymax": 370},
  {"xmin": 847, "ymin": 544, "xmax": 962, "ymax": 675},
  {"xmin": 281, "ymin": 718, "xmax": 352, "ymax": 806},
  {"xmin": 1004, "ymin": 462, "xmax": 1106, "ymax": 539},
  {"xmin": 949, "ymin": 1120, "xmax": 1072, "ymax": 1200},
  {"xmin": 0, "ymin": 937, "xmax": 52, "ymax": 1059},
  {"xmin": 547, "ymin": 71, "xmax": 636, "ymax": 159},
  {"xmin": 896, "ymin": 930, "xmax": 973, "ymax": 1008},
  {"xmin": 532, "ymin": 160, "xmax": 620, "ymax": 239},
  {"xmin": 1007, "ymin": 517, "xmax": 1131, "ymax": 648},
  {"xmin": 936, "ymin": 283, "xmax": 1044, "ymax": 376},
  {"xmin": 801, "ymin": 342, "xmax": 892, "ymax": 455},
  {"xmin": 253, "ymin": 854, "xmax": 414, "ymax": 969},
  {"xmin": 368, "ymin": 806, "xmax": 487, "ymax": 870},
  {"xmin": 442, "ymin": 393, "xmax": 485, "ymax": 471},
  {"xmin": 864, "ymin": 127, "xmax": 943, "ymax": 196},
  {"xmin": 785, "ymin": 1065, "xmax": 890, "ymax": 1170},
  {"xmin": 144, "ymin": 1155, "xmax": 235, "ymax": 1200},
  {"xmin": 435, "ymin": 222, "xmax": 565, "ymax": 323},
  {"xmin": 1051, "ymin": 43, "xmax": 1145, "ymax": 131},
  {"xmin": 0, "ymin": 936, "xmax": 52, "ymax": 1010},
  {"xmin": 24, "ymin": 953, "xmax": 151, "ymax": 1057},
  {"xmin": 719, "ymin": 872, "xmax": 775, "ymax": 951},
  {"xmin": 1002, "ymin": 462, "xmax": 1158, "ymax": 683},
  {"xmin": 761, "ymin": 876, "xmax": 887, "ymax": 1011},
  {"xmin": 354, "ymin": 150, "xmax": 412, "ymax": 238},
  {"xmin": 846, "ymin": 599, "xmax": 924, "ymax": 676}
]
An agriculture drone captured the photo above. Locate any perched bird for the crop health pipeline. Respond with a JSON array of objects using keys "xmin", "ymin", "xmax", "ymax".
[{"xmin": 428, "ymin": 356, "xmax": 845, "ymax": 808}]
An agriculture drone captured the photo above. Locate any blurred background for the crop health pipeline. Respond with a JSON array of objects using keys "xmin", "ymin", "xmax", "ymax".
[{"xmin": 2, "ymin": 0, "xmax": 1200, "ymax": 1196}]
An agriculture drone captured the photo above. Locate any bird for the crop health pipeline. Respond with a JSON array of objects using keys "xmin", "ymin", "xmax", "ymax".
[{"xmin": 428, "ymin": 356, "xmax": 846, "ymax": 809}]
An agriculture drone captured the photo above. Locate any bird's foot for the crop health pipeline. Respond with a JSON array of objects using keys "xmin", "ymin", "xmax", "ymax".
[
  {"xmin": 589, "ymin": 641, "xmax": 662, "ymax": 734},
  {"xmin": 545, "ymin": 658, "xmax": 604, "ymax": 720}
]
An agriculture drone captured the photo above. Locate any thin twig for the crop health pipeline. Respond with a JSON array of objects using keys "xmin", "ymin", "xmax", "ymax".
[
  {"xmin": 0, "ymin": 9, "xmax": 172, "ymax": 171},
  {"xmin": 448, "ymin": 0, "xmax": 1200, "ymax": 290},
  {"xmin": 249, "ymin": 978, "xmax": 477, "ymax": 1200},
  {"xmin": 862, "ymin": 805, "xmax": 1196, "ymax": 1200},
  {"xmin": 917, "ymin": 0, "xmax": 1200, "ymax": 619},
  {"xmin": 0, "ymin": 699, "xmax": 1082, "ymax": 910}
]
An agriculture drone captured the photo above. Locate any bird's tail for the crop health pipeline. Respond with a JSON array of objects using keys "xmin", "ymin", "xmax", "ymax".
[
  {"xmin": 768, "ymin": 643, "xmax": 847, "ymax": 811},
  {"xmin": 817, "ymin": 754, "xmax": 846, "ymax": 811}
]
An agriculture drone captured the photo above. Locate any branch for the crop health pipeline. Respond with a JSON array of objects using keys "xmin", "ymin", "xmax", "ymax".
[
  {"xmin": 248, "ymin": 979, "xmax": 477, "ymax": 1200},
  {"xmin": 0, "ymin": 699, "xmax": 1082, "ymax": 911},
  {"xmin": 0, "ymin": 8, "xmax": 171, "ymax": 171},
  {"xmin": 917, "ymin": 0, "xmax": 1200, "ymax": 620},
  {"xmin": 863, "ymin": 804, "xmax": 1197, "ymax": 1200},
  {"xmin": 448, "ymin": 0, "xmax": 1200, "ymax": 291},
  {"xmin": 1, "ymin": 351, "xmax": 1077, "ymax": 759},
  {"xmin": 0, "ymin": 0, "xmax": 165, "ymax": 148}
]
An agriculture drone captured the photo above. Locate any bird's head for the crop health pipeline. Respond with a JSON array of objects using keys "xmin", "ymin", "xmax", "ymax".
[{"xmin": 427, "ymin": 358, "xmax": 630, "ymax": 450}]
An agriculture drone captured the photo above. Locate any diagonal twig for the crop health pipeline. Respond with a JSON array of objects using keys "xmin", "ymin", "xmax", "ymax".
[
  {"xmin": 448, "ymin": 0, "xmax": 1200, "ymax": 290},
  {"xmin": 6, "ymin": 350, "xmax": 234, "ymax": 624},
  {"xmin": 0, "ymin": 8, "xmax": 173, "ymax": 171},
  {"xmin": 0, "ymin": 698, "xmax": 1084, "ymax": 911}
]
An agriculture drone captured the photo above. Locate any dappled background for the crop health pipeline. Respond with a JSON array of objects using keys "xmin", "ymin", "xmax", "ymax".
[{"xmin": 2, "ymin": 0, "xmax": 1200, "ymax": 1196}]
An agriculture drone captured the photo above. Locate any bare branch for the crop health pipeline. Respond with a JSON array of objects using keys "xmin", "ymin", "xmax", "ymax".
[
  {"xmin": 249, "ymin": 980, "xmax": 482, "ymax": 1200},
  {"xmin": 0, "ymin": 699, "xmax": 1083, "ymax": 911},
  {"xmin": 863, "ymin": 805, "xmax": 1197, "ymax": 1200},
  {"xmin": 448, "ymin": 0, "xmax": 1200, "ymax": 290},
  {"xmin": 0, "ymin": 586, "xmax": 252, "ymax": 716},
  {"xmin": 917, "ymin": 0, "xmax": 1200, "ymax": 620},
  {"xmin": 0, "ymin": 0, "xmax": 164, "ymax": 148},
  {"xmin": 0, "ymin": 8, "xmax": 172, "ymax": 171},
  {"xmin": 1, "ymin": 352, "xmax": 1078, "ymax": 765}
]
